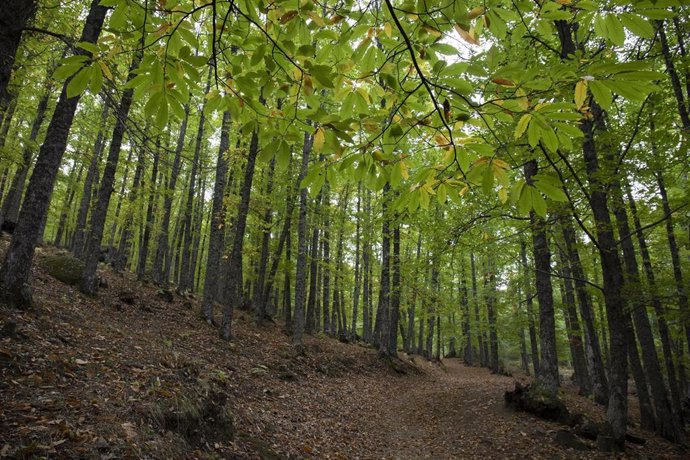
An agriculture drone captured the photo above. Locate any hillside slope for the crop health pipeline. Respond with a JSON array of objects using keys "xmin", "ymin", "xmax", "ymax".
[{"xmin": 0, "ymin": 238, "xmax": 685, "ymax": 459}]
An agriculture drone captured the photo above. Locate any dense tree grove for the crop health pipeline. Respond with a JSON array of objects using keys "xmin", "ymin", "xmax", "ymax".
[{"xmin": 0, "ymin": 0, "xmax": 688, "ymax": 451}]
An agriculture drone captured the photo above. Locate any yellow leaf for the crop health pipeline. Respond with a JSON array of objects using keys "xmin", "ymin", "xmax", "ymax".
[
  {"xmin": 468, "ymin": 6, "xmax": 486, "ymax": 19},
  {"xmin": 498, "ymin": 187, "xmax": 508, "ymax": 203},
  {"xmin": 314, "ymin": 127, "xmax": 325, "ymax": 152},
  {"xmin": 492, "ymin": 158, "xmax": 510, "ymax": 169},
  {"xmin": 434, "ymin": 134, "xmax": 449, "ymax": 146},
  {"xmin": 98, "ymin": 61, "xmax": 113, "ymax": 81},
  {"xmin": 400, "ymin": 160, "xmax": 409, "ymax": 180},
  {"xmin": 384, "ymin": 22, "xmax": 392, "ymax": 38},
  {"xmin": 515, "ymin": 114, "xmax": 532, "ymax": 139},
  {"xmin": 575, "ymin": 80, "xmax": 588, "ymax": 109},
  {"xmin": 454, "ymin": 23, "xmax": 480, "ymax": 45}
]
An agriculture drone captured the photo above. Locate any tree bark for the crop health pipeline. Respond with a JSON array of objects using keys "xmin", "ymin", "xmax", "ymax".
[
  {"xmin": 0, "ymin": 0, "xmax": 36, "ymax": 112},
  {"xmin": 221, "ymin": 130, "xmax": 259, "ymax": 340},
  {"xmin": 520, "ymin": 241, "xmax": 540, "ymax": 375},
  {"xmin": 202, "ymin": 111, "xmax": 230, "ymax": 322},
  {"xmin": 81, "ymin": 51, "xmax": 140, "ymax": 294},
  {"xmin": 136, "ymin": 138, "xmax": 160, "ymax": 280},
  {"xmin": 72, "ymin": 101, "xmax": 109, "ymax": 258},
  {"xmin": 0, "ymin": 0, "xmax": 107, "ymax": 307},
  {"xmin": 524, "ymin": 160, "xmax": 559, "ymax": 395},
  {"xmin": 153, "ymin": 105, "xmax": 189, "ymax": 285},
  {"xmin": 292, "ymin": 131, "xmax": 313, "ymax": 349}
]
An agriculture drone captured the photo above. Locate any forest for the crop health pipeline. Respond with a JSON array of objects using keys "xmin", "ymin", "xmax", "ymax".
[{"xmin": 0, "ymin": 0, "xmax": 689, "ymax": 457}]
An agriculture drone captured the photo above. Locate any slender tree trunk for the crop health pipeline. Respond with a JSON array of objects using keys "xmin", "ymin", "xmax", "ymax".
[
  {"xmin": 520, "ymin": 241, "xmax": 540, "ymax": 375},
  {"xmin": 561, "ymin": 218, "xmax": 609, "ymax": 405},
  {"xmin": 471, "ymin": 252, "xmax": 484, "ymax": 366},
  {"xmin": 461, "ymin": 259, "xmax": 472, "ymax": 365},
  {"xmin": 556, "ymin": 247, "xmax": 591, "ymax": 395},
  {"xmin": 377, "ymin": 184, "xmax": 391, "ymax": 354},
  {"xmin": 53, "ymin": 162, "xmax": 84, "ymax": 247},
  {"xmin": 72, "ymin": 101, "xmax": 109, "ymax": 258},
  {"xmin": 153, "ymin": 105, "xmax": 189, "ymax": 285},
  {"xmin": 0, "ymin": 0, "xmax": 107, "ymax": 307},
  {"xmin": 362, "ymin": 188, "xmax": 372, "ymax": 343},
  {"xmin": 305, "ymin": 189, "xmax": 323, "ymax": 334},
  {"xmin": 292, "ymin": 131, "xmax": 313, "ymax": 349},
  {"xmin": 525, "ymin": 160, "xmax": 558, "ymax": 395},
  {"xmin": 221, "ymin": 130, "xmax": 259, "ymax": 340},
  {"xmin": 656, "ymin": 170, "xmax": 690, "ymax": 361},
  {"xmin": 322, "ymin": 183, "xmax": 332, "ymax": 335},
  {"xmin": 627, "ymin": 185, "xmax": 684, "ymax": 421},
  {"xmin": 517, "ymin": 285, "xmax": 530, "ymax": 376},
  {"xmin": 202, "ymin": 111, "xmax": 230, "ymax": 322},
  {"xmin": 114, "ymin": 141, "xmax": 145, "ymax": 272},
  {"xmin": 136, "ymin": 139, "xmax": 160, "ymax": 280},
  {"xmin": 81, "ymin": 51, "xmax": 140, "ymax": 294},
  {"xmin": 0, "ymin": 81, "xmax": 51, "ymax": 228},
  {"xmin": 612, "ymin": 184, "xmax": 681, "ymax": 440},
  {"xmin": 657, "ymin": 21, "xmax": 690, "ymax": 131},
  {"xmin": 253, "ymin": 158, "xmax": 276, "ymax": 322},
  {"xmin": 388, "ymin": 222, "xmax": 400, "ymax": 356},
  {"xmin": 350, "ymin": 181, "xmax": 361, "ymax": 340}
]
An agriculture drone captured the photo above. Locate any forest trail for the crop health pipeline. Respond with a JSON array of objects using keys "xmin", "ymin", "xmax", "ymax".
[{"xmin": 0, "ymin": 240, "xmax": 685, "ymax": 459}]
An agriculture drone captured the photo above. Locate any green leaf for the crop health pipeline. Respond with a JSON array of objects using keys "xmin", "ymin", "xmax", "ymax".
[
  {"xmin": 527, "ymin": 119, "xmax": 540, "ymax": 147},
  {"xmin": 531, "ymin": 187, "xmax": 547, "ymax": 217},
  {"xmin": 89, "ymin": 62, "xmax": 103, "ymax": 94},
  {"xmin": 533, "ymin": 178, "xmax": 568, "ymax": 202},
  {"xmin": 155, "ymin": 92, "xmax": 169, "ymax": 129},
  {"xmin": 518, "ymin": 184, "xmax": 532, "ymax": 215},
  {"xmin": 66, "ymin": 66, "xmax": 92, "ymax": 98},
  {"xmin": 605, "ymin": 15, "xmax": 626, "ymax": 46},
  {"xmin": 589, "ymin": 80, "xmax": 612, "ymax": 110},
  {"xmin": 620, "ymin": 13, "xmax": 654, "ymax": 38}
]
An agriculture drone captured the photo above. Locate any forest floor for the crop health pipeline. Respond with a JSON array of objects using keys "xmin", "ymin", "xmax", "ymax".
[{"xmin": 0, "ymin": 236, "xmax": 687, "ymax": 459}]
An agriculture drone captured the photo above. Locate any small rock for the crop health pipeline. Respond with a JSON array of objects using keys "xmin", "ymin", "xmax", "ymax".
[
  {"xmin": 157, "ymin": 289, "xmax": 174, "ymax": 303},
  {"xmin": 98, "ymin": 276, "xmax": 109, "ymax": 289},
  {"xmin": 118, "ymin": 290, "xmax": 136, "ymax": 305},
  {"xmin": 554, "ymin": 429, "xmax": 588, "ymax": 451},
  {"xmin": 94, "ymin": 437, "xmax": 109, "ymax": 450}
]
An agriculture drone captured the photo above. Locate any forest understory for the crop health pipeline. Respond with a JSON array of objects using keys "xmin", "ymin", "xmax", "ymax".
[{"xmin": 0, "ymin": 236, "xmax": 686, "ymax": 459}]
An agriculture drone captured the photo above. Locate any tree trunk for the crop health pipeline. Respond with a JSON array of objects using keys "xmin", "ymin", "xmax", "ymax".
[
  {"xmin": 388, "ymin": 222, "xmax": 400, "ymax": 356},
  {"xmin": 0, "ymin": 80, "xmax": 51, "ymax": 228},
  {"xmin": 178, "ymin": 91, "xmax": 208, "ymax": 293},
  {"xmin": 221, "ymin": 130, "xmax": 259, "ymax": 340},
  {"xmin": 202, "ymin": 111, "xmax": 230, "ymax": 322},
  {"xmin": 72, "ymin": 101, "xmax": 109, "ymax": 258},
  {"xmin": 524, "ymin": 160, "xmax": 558, "ymax": 395},
  {"xmin": 0, "ymin": 0, "xmax": 36, "ymax": 111},
  {"xmin": 627, "ymin": 185, "xmax": 684, "ymax": 422},
  {"xmin": 377, "ymin": 184, "xmax": 391, "ymax": 355},
  {"xmin": 0, "ymin": 0, "xmax": 107, "ymax": 307},
  {"xmin": 53, "ymin": 161, "xmax": 84, "ymax": 247},
  {"xmin": 81, "ymin": 51, "xmax": 140, "ymax": 294},
  {"xmin": 520, "ymin": 241, "xmax": 540, "ymax": 375},
  {"xmin": 114, "ymin": 141, "xmax": 145, "ymax": 272},
  {"xmin": 153, "ymin": 105, "xmax": 189, "ymax": 285},
  {"xmin": 136, "ymin": 138, "xmax": 160, "ymax": 280},
  {"xmin": 556, "ymin": 247, "xmax": 591, "ymax": 395},
  {"xmin": 305, "ymin": 189, "xmax": 322, "ymax": 334},
  {"xmin": 253, "ymin": 158, "xmax": 276, "ymax": 322},
  {"xmin": 292, "ymin": 131, "xmax": 313, "ymax": 349},
  {"xmin": 322, "ymin": 183, "xmax": 332, "ymax": 335},
  {"xmin": 350, "ymin": 181, "xmax": 361, "ymax": 340},
  {"xmin": 656, "ymin": 170, "xmax": 690, "ymax": 364},
  {"xmin": 612, "ymin": 183, "xmax": 681, "ymax": 440},
  {"xmin": 560, "ymin": 218, "xmax": 609, "ymax": 405}
]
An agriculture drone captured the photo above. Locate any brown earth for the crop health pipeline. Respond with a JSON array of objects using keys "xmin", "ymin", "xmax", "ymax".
[{"xmin": 0, "ymin": 237, "xmax": 686, "ymax": 459}]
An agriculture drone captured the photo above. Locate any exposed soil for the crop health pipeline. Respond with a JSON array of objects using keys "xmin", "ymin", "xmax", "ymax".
[{"xmin": 0, "ymin": 237, "xmax": 686, "ymax": 459}]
